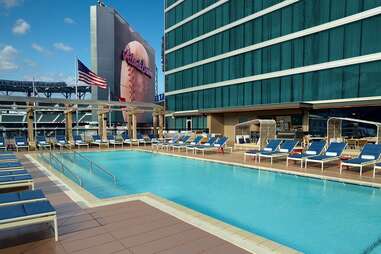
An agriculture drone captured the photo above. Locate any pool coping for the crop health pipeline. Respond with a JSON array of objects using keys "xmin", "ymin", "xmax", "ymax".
[{"xmin": 27, "ymin": 153, "xmax": 301, "ymax": 254}]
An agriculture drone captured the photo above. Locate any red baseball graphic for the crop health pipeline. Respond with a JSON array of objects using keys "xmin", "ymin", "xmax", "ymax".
[{"xmin": 120, "ymin": 41, "xmax": 152, "ymax": 122}]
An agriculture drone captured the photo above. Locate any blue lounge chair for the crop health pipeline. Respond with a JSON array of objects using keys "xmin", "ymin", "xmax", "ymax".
[
  {"xmin": 185, "ymin": 136, "xmax": 204, "ymax": 153},
  {"xmin": 135, "ymin": 133, "xmax": 149, "ymax": 146},
  {"xmin": 122, "ymin": 133, "xmax": 132, "ymax": 146},
  {"xmin": 244, "ymin": 139, "xmax": 282, "ymax": 162},
  {"xmin": 170, "ymin": 135, "xmax": 191, "ymax": 151},
  {"xmin": 0, "ymin": 137, "xmax": 6, "ymax": 151},
  {"xmin": 0, "ymin": 161, "xmax": 23, "ymax": 170},
  {"xmin": 258, "ymin": 140, "xmax": 299, "ymax": 164},
  {"xmin": 161, "ymin": 135, "xmax": 185, "ymax": 150},
  {"xmin": 193, "ymin": 137, "xmax": 218, "ymax": 155},
  {"xmin": 374, "ymin": 163, "xmax": 381, "ymax": 178},
  {"xmin": 156, "ymin": 136, "xmax": 180, "ymax": 150},
  {"xmin": 305, "ymin": 142, "xmax": 347, "ymax": 172},
  {"xmin": 0, "ymin": 151, "xmax": 14, "ymax": 156},
  {"xmin": 340, "ymin": 144, "xmax": 381, "ymax": 176},
  {"xmin": 55, "ymin": 135, "xmax": 69, "ymax": 149},
  {"xmin": 0, "ymin": 155, "xmax": 18, "ymax": 162},
  {"xmin": 287, "ymin": 141, "xmax": 326, "ymax": 168},
  {"xmin": 0, "ymin": 200, "xmax": 58, "ymax": 241},
  {"xmin": 148, "ymin": 134, "xmax": 159, "ymax": 144},
  {"xmin": 91, "ymin": 135, "xmax": 109, "ymax": 149},
  {"xmin": 36, "ymin": 135, "xmax": 51, "ymax": 150},
  {"xmin": 73, "ymin": 135, "xmax": 89, "ymax": 150},
  {"xmin": 0, "ymin": 174, "xmax": 34, "ymax": 190},
  {"xmin": 195, "ymin": 136, "xmax": 232, "ymax": 156},
  {"xmin": 108, "ymin": 135, "xmax": 124, "ymax": 149},
  {"xmin": 0, "ymin": 169, "xmax": 28, "ymax": 177},
  {"xmin": 0, "ymin": 190, "xmax": 46, "ymax": 206},
  {"xmin": 14, "ymin": 136, "xmax": 28, "ymax": 152}
]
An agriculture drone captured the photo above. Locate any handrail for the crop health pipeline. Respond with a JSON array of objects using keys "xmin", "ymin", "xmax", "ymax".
[
  {"xmin": 72, "ymin": 151, "xmax": 117, "ymax": 184},
  {"xmin": 49, "ymin": 152, "xmax": 83, "ymax": 186}
]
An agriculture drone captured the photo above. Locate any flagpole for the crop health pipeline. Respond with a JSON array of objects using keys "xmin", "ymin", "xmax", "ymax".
[
  {"xmin": 108, "ymin": 85, "xmax": 111, "ymax": 129},
  {"xmin": 75, "ymin": 57, "xmax": 79, "ymax": 135}
]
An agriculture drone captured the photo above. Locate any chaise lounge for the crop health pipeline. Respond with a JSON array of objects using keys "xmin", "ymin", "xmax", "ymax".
[
  {"xmin": 287, "ymin": 141, "xmax": 326, "ymax": 168},
  {"xmin": 305, "ymin": 142, "xmax": 347, "ymax": 172},
  {"xmin": 340, "ymin": 144, "xmax": 381, "ymax": 176}
]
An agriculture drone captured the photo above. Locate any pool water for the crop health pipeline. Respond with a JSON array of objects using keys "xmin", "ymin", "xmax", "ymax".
[{"xmin": 49, "ymin": 150, "xmax": 381, "ymax": 254}]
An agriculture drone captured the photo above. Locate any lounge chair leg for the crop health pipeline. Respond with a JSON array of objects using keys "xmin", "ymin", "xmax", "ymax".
[
  {"xmin": 339, "ymin": 163, "xmax": 342, "ymax": 174},
  {"xmin": 321, "ymin": 163, "xmax": 324, "ymax": 172},
  {"xmin": 271, "ymin": 158, "xmax": 273, "ymax": 165},
  {"xmin": 286, "ymin": 159, "xmax": 288, "ymax": 167},
  {"xmin": 360, "ymin": 166, "xmax": 362, "ymax": 177},
  {"xmin": 373, "ymin": 168, "xmax": 376, "ymax": 178},
  {"xmin": 300, "ymin": 160, "xmax": 303, "ymax": 168},
  {"xmin": 53, "ymin": 216, "xmax": 58, "ymax": 241},
  {"xmin": 305, "ymin": 160, "xmax": 308, "ymax": 169}
]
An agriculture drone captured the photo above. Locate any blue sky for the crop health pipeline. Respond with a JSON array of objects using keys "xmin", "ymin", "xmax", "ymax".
[{"xmin": 0, "ymin": 0, "xmax": 164, "ymax": 92}]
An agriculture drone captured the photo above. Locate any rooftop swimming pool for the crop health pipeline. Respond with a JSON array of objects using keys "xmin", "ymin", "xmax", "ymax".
[{"xmin": 42, "ymin": 150, "xmax": 381, "ymax": 254}]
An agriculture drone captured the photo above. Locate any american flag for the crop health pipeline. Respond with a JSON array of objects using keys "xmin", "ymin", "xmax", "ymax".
[{"xmin": 77, "ymin": 59, "xmax": 107, "ymax": 89}]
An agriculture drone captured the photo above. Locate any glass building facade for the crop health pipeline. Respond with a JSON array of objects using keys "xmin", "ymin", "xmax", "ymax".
[{"xmin": 164, "ymin": 0, "xmax": 381, "ymax": 131}]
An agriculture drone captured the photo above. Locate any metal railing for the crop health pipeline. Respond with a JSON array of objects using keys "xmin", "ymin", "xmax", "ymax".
[
  {"xmin": 72, "ymin": 151, "xmax": 117, "ymax": 184},
  {"xmin": 37, "ymin": 147, "xmax": 83, "ymax": 186}
]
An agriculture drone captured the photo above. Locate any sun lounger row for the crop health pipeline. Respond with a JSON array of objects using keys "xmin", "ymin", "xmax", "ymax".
[
  {"xmin": 0, "ymin": 154, "xmax": 58, "ymax": 240},
  {"xmin": 152, "ymin": 135, "xmax": 232, "ymax": 155},
  {"xmin": 244, "ymin": 139, "xmax": 381, "ymax": 177}
]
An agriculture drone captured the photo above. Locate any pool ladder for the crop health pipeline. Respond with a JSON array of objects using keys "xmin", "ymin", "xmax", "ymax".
[{"xmin": 71, "ymin": 151, "xmax": 117, "ymax": 184}]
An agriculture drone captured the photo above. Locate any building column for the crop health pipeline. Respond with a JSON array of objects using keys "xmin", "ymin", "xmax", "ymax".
[
  {"xmin": 27, "ymin": 106, "xmax": 35, "ymax": 150},
  {"xmin": 302, "ymin": 111, "xmax": 309, "ymax": 132},
  {"xmin": 98, "ymin": 106, "xmax": 108, "ymax": 141},
  {"xmin": 65, "ymin": 105, "xmax": 73, "ymax": 143},
  {"xmin": 132, "ymin": 113, "xmax": 137, "ymax": 140},
  {"xmin": 152, "ymin": 112, "xmax": 158, "ymax": 136},
  {"xmin": 126, "ymin": 112, "xmax": 132, "ymax": 137},
  {"xmin": 158, "ymin": 112, "xmax": 164, "ymax": 138}
]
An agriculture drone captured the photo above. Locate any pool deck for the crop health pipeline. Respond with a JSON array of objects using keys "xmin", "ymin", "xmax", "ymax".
[{"xmin": 0, "ymin": 153, "xmax": 251, "ymax": 254}]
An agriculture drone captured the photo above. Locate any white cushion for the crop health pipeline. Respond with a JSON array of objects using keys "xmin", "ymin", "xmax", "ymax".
[
  {"xmin": 361, "ymin": 155, "xmax": 375, "ymax": 160},
  {"xmin": 16, "ymin": 142, "xmax": 24, "ymax": 145},
  {"xmin": 0, "ymin": 142, "xmax": 3, "ymax": 146},
  {"xmin": 58, "ymin": 140, "xmax": 65, "ymax": 144},
  {"xmin": 279, "ymin": 148, "xmax": 288, "ymax": 153},
  {"xmin": 95, "ymin": 139, "xmax": 101, "ymax": 142},
  {"xmin": 179, "ymin": 141, "xmax": 184, "ymax": 144},
  {"xmin": 326, "ymin": 152, "xmax": 337, "ymax": 156},
  {"xmin": 306, "ymin": 151, "xmax": 317, "ymax": 155},
  {"xmin": 39, "ymin": 141, "xmax": 46, "ymax": 144},
  {"xmin": 214, "ymin": 144, "xmax": 221, "ymax": 147},
  {"xmin": 190, "ymin": 142, "xmax": 196, "ymax": 145},
  {"xmin": 263, "ymin": 148, "xmax": 272, "ymax": 152},
  {"xmin": 205, "ymin": 143, "xmax": 210, "ymax": 146}
]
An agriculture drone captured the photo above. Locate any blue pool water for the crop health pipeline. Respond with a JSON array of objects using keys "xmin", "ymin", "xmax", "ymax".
[{"xmin": 47, "ymin": 150, "xmax": 381, "ymax": 254}]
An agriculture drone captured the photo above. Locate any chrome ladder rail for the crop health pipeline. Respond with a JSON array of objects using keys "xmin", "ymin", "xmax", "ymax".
[{"xmin": 72, "ymin": 151, "xmax": 117, "ymax": 184}]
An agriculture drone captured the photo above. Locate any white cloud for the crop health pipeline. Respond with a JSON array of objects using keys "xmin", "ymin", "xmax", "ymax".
[
  {"xmin": 24, "ymin": 73, "xmax": 75, "ymax": 85},
  {"xmin": 24, "ymin": 59, "xmax": 36, "ymax": 67},
  {"xmin": 12, "ymin": 18, "xmax": 30, "ymax": 35},
  {"xmin": 0, "ymin": 0, "xmax": 23, "ymax": 8},
  {"xmin": 53, "ymin": 42, "xmax": 73, "ymax": 52},
  {"xmin": 31, "ymin": 43, "xmax": 44, "ymax": 52},
  {"xmin": 0, "ymin": 45, "xmax": 18, "ymax": 71},
  {"xmin": 64, "ymin": 17, "xmax": 75, "ymax": 24}
]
